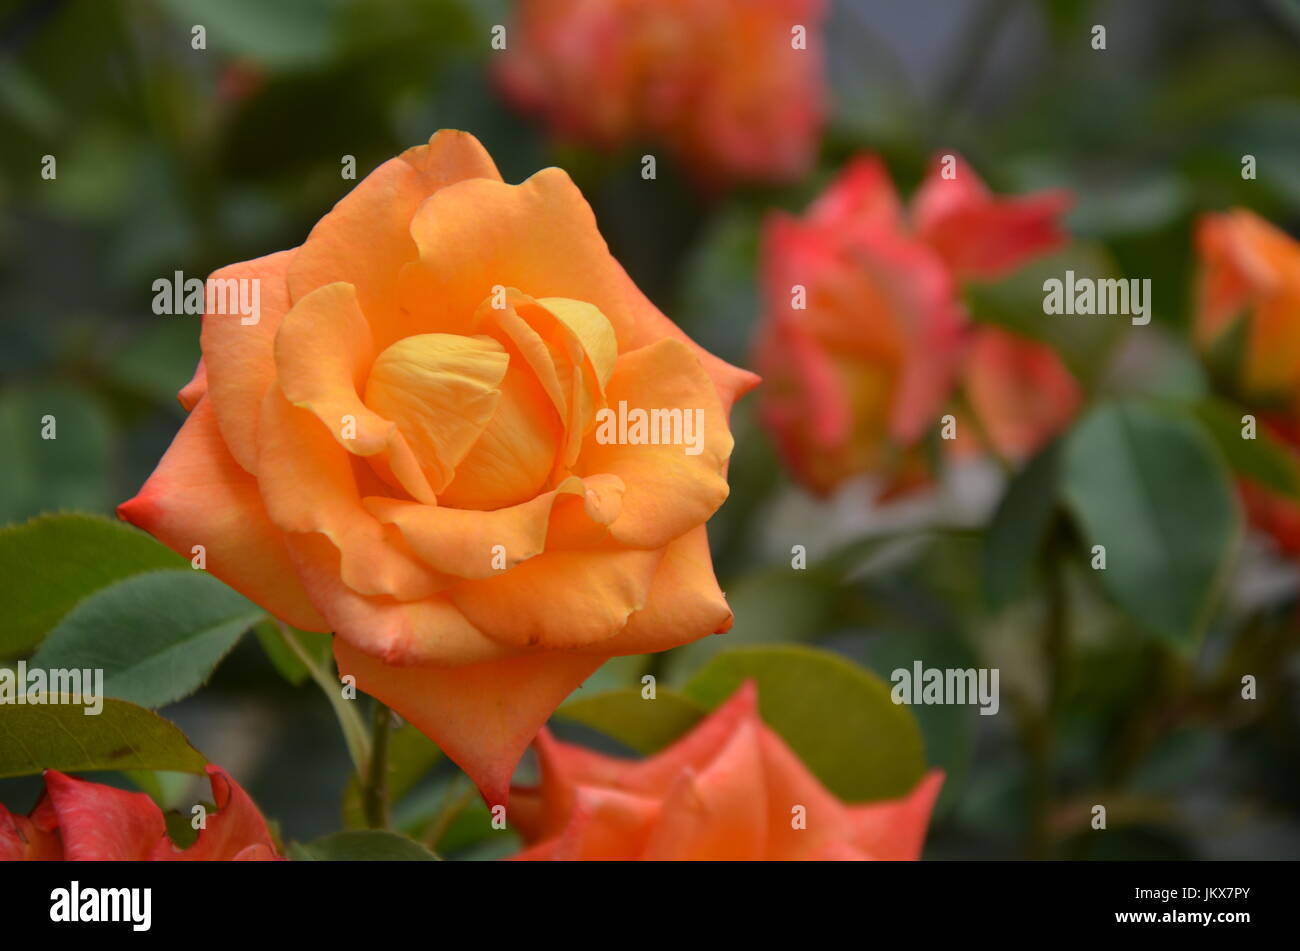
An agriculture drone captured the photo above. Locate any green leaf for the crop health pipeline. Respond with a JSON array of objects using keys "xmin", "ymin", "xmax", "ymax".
[
  {"xmin": 253, "ymin": 619, "xmax": 332, "ymax": 686},
  {"xmin": 0, "ymin": 513, "xmax": 187, "ymax": 657},
  {"xmin": 683, "ymin": 646, "xmax": 926, "ymax": 802},
  {"xmin": 964, "ymin": 244, "xmax": 1124, "ymax": 388},
  {"xmin": 342, "ymin": 723, "xmax": 442, "ymax": 828},
  {"xmin": 1062, "ymin": 401, "xmax": 1241, "ymax": 646},
  {"xmin": 555, "ymin": 687, "xmax": 708, "ymax": 754},
  {"xmin": 290, "ymin": 830, "xmax": 438, "ymax": 861},
  {"xmin": 0, "ymin": 697, "xmax": 207, "ymax": 777},
  {"xmin": 984, "ymin": 441, "xmax": 1063, "ymax": 609},
  {"xmin": 31, "ymin": 570, "xmax": 264, "ymax": 708},
  {"xmin": 1192, "ymin": 399, "xmax": 1300, "ymax": 499}
]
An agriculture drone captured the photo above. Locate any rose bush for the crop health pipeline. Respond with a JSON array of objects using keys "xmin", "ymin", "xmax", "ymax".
[
  {"xmin": 753, "ymin": 153, "xmax": 1080, "ymax": 496},
  {"xmin": 510, "ymin": 682, "xmax": 943, "ymax": 860},
  {"xmin": 496, "ymin": 0, "xmax": 826, "ymax": 184},
  {"xmin": 0, "ymin": 765, "xmax": 279, "ymax": 861},
  {"xmin": 119, "ymin": 131, "xmax": 757, "ymax": 806}
]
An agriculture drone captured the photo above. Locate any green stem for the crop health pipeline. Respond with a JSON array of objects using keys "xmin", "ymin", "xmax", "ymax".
[
  {"xmin": 423, "ymin": 779, "xmax": 476, "ymax": 851},
  {"xmin": 362, "ymin": 700, "xmax": 392, "ymax": 830},
  {"xmin": 276, "ymin": 620, "xmax": 370, "ymax": 773}
]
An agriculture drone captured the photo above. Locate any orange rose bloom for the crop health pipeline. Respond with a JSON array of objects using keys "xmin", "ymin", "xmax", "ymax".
[
  {"xmin": 119, "ymin": 131, "xmax": 757, "ymax": 807},
  {"xmin": 496, "ymin": 0, "xmax": 826, "ymax": 184},
  {"xmin": 1195, "ymin": 209, "xmax": 1300, "ymax": 405},
  {"xmin": 1195, "ymin": 210, "xmax": 1300, "ymax": 552},
  {"xmin": 0, "ymin": 766, "xmax": 279, "ymax": 861},
  {"xmin": 510, "ymin": 682, "xmax": 943, "ymax": 860},
  {"xmin": 753, "ymin": 154, "xmax": 1079, "ymax": 495}
]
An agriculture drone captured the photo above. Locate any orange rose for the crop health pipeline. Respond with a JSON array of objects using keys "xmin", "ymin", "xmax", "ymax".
[
  {"xmin": 496, "ymin": 0, "xmax": 826, "ymax": 184},
  {"xmin": 753, "ymin": 154, "xmax": 1078, "ymax": 495},
  {"xmin": 1195, "ymin": 211, "xmax": 1300, "ymax": 553},
  {"xmin": 510, "ymin": 682, "xmax": 943, "ymax": 860},
  {"xmin": 119, "ymin": 131, "xmax": 758, "ymax": 807},
  {"xmin": 0, "ymin": 765, "xmax": 279, "ymax": 861},
  {"xmin": 1195, "ymin": 209, "xmax": 1300, "ymax": 406}
]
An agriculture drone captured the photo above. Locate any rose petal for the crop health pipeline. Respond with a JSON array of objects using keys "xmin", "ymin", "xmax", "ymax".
[
  {"xmin": 850, "ymin": 769, "xmax": 945, "ymax": 860},
  {"xmin": 639, "ymin": 718, "xmax": 769, "ymax": 859},
  {"xmin": 401, "ymin": 167, "xmax": 758, "ymax": 409},
  {"xmin": 177, "ymin": 357, "xmax": 207, "ymax": 412},
  {"xmin": 576, "ymin": 338, "xmax": 732, "ymax": 550},
  {"xmin": 963, "ymin": 326, "xmax": 1080, "ymax": 459},
  {"xmin": 117, "ymin": 397, "xmax": 327, "ymax": 631},
  {"xmin": 41, "ymin": 770, "xmax": 165, "ymax": 861},
  {"xmin": 583, "ymin": 525, "xmax": 732, "ymax": 655},
  {"xmin": 362, "ymin": 330, "xmax": 510, "ymax": 494},
  {"xmin": 287, "ymin": 533, "xmax": 508, "ymax": 667},
  {"xmin": 200, "ymin": 248, "xmax": 297, "ymax": 474},
  {"xmin": 913, "ymin": 153, "xmax": 1070, "ymax": 280},
  {"xmin": 449, "ymin": 547, "xmax": 663, "ymax": 649},
  {"xmin": 333, "ymin": 638, "xmax": 604, "ymax": 807},
  {"xmin": 150, "ymin": 765, "xmax": 279, "ymax": 861},
  {"xmin": 257, "ymin": 388, "xmax": 443, "ymax": 602},
  {"xmin": 275, "ymin": 281, "xmax": 437, "ymax": 504},
  {"xmin": 364, "ymin": 475, "xmax": 593, "ymax": 580},
  {"xmin": 288, "ymin": 130, "xmax": 502, "ymax": 351}
]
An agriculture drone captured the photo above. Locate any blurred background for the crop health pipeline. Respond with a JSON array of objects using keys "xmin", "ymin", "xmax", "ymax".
[{"xmin": 2, "ymin": 0, "xmax": 1299, "ymax": 859}]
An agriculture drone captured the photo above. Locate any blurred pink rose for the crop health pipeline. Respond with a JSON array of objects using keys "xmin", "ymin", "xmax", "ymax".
[
  {"xmin": 754, "ymin": 153, "xmax": 1079, "ymax": 495},
  {"xmin": 497, "ymin": 0, "xmax": 826, "ymax": 185}
]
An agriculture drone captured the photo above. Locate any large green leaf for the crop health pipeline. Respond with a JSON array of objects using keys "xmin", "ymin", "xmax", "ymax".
[
  {"xmin": 0, "ymin": 513, "xmax": 187, "ymax": 657},
  {"xmin": 555, "ymin": 687, "xmax": 708, "ymax": 754},
  {"xmin": 1062, "ymin": 401, "xmax": 1241, "ymax": 646},
  {"xmin": 290, "ymin": 830, "xmax": 438, "ymax": 861},
  {"xmin": 683, "ymin": 646, "xmax": 926, "ymax": 802},
  {"xmin": 0, "ymin": 698, "xmax": 207, "ymax": 777},
  {"xmin": 31, "ymin": 570, "xmax": 264, "ymax": 708},
  {"xmin": 984, "ymin": 441, "xmax": 1063, "ymax": 609}
]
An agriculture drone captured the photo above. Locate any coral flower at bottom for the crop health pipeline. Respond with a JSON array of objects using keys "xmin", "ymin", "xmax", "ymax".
[
  {"xmin": 509, "ymin": 682, "xmax": 943, "ymax": 860},
  {"xmin": 0, "ymin": 765, "xmax": 281, "ymax": 861}
]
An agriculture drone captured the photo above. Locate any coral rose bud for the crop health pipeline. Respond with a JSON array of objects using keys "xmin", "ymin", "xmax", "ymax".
[{"xmin": 509, "ymin": 681, "xmax": 943, "ymax": 860}]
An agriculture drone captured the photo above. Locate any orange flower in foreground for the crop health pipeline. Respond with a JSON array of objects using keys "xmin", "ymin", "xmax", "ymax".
[
  {"xmin": 0, "ymin": 765, "xmax": 280, "ymax": 861},
  {"xmin": 119, "ymin": 131, "xmax": 758, "ymax": 807},
  {"xmin": 497, "ymin": 0, "xmax": 826, "ymax": 184},
  {"xmin": 753, "ymin": 154, "xmax": 1078, "ymax": 495},
  {"xmin": 510, "ymin": 682, "xmax": 943, "ymax": 860}
]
